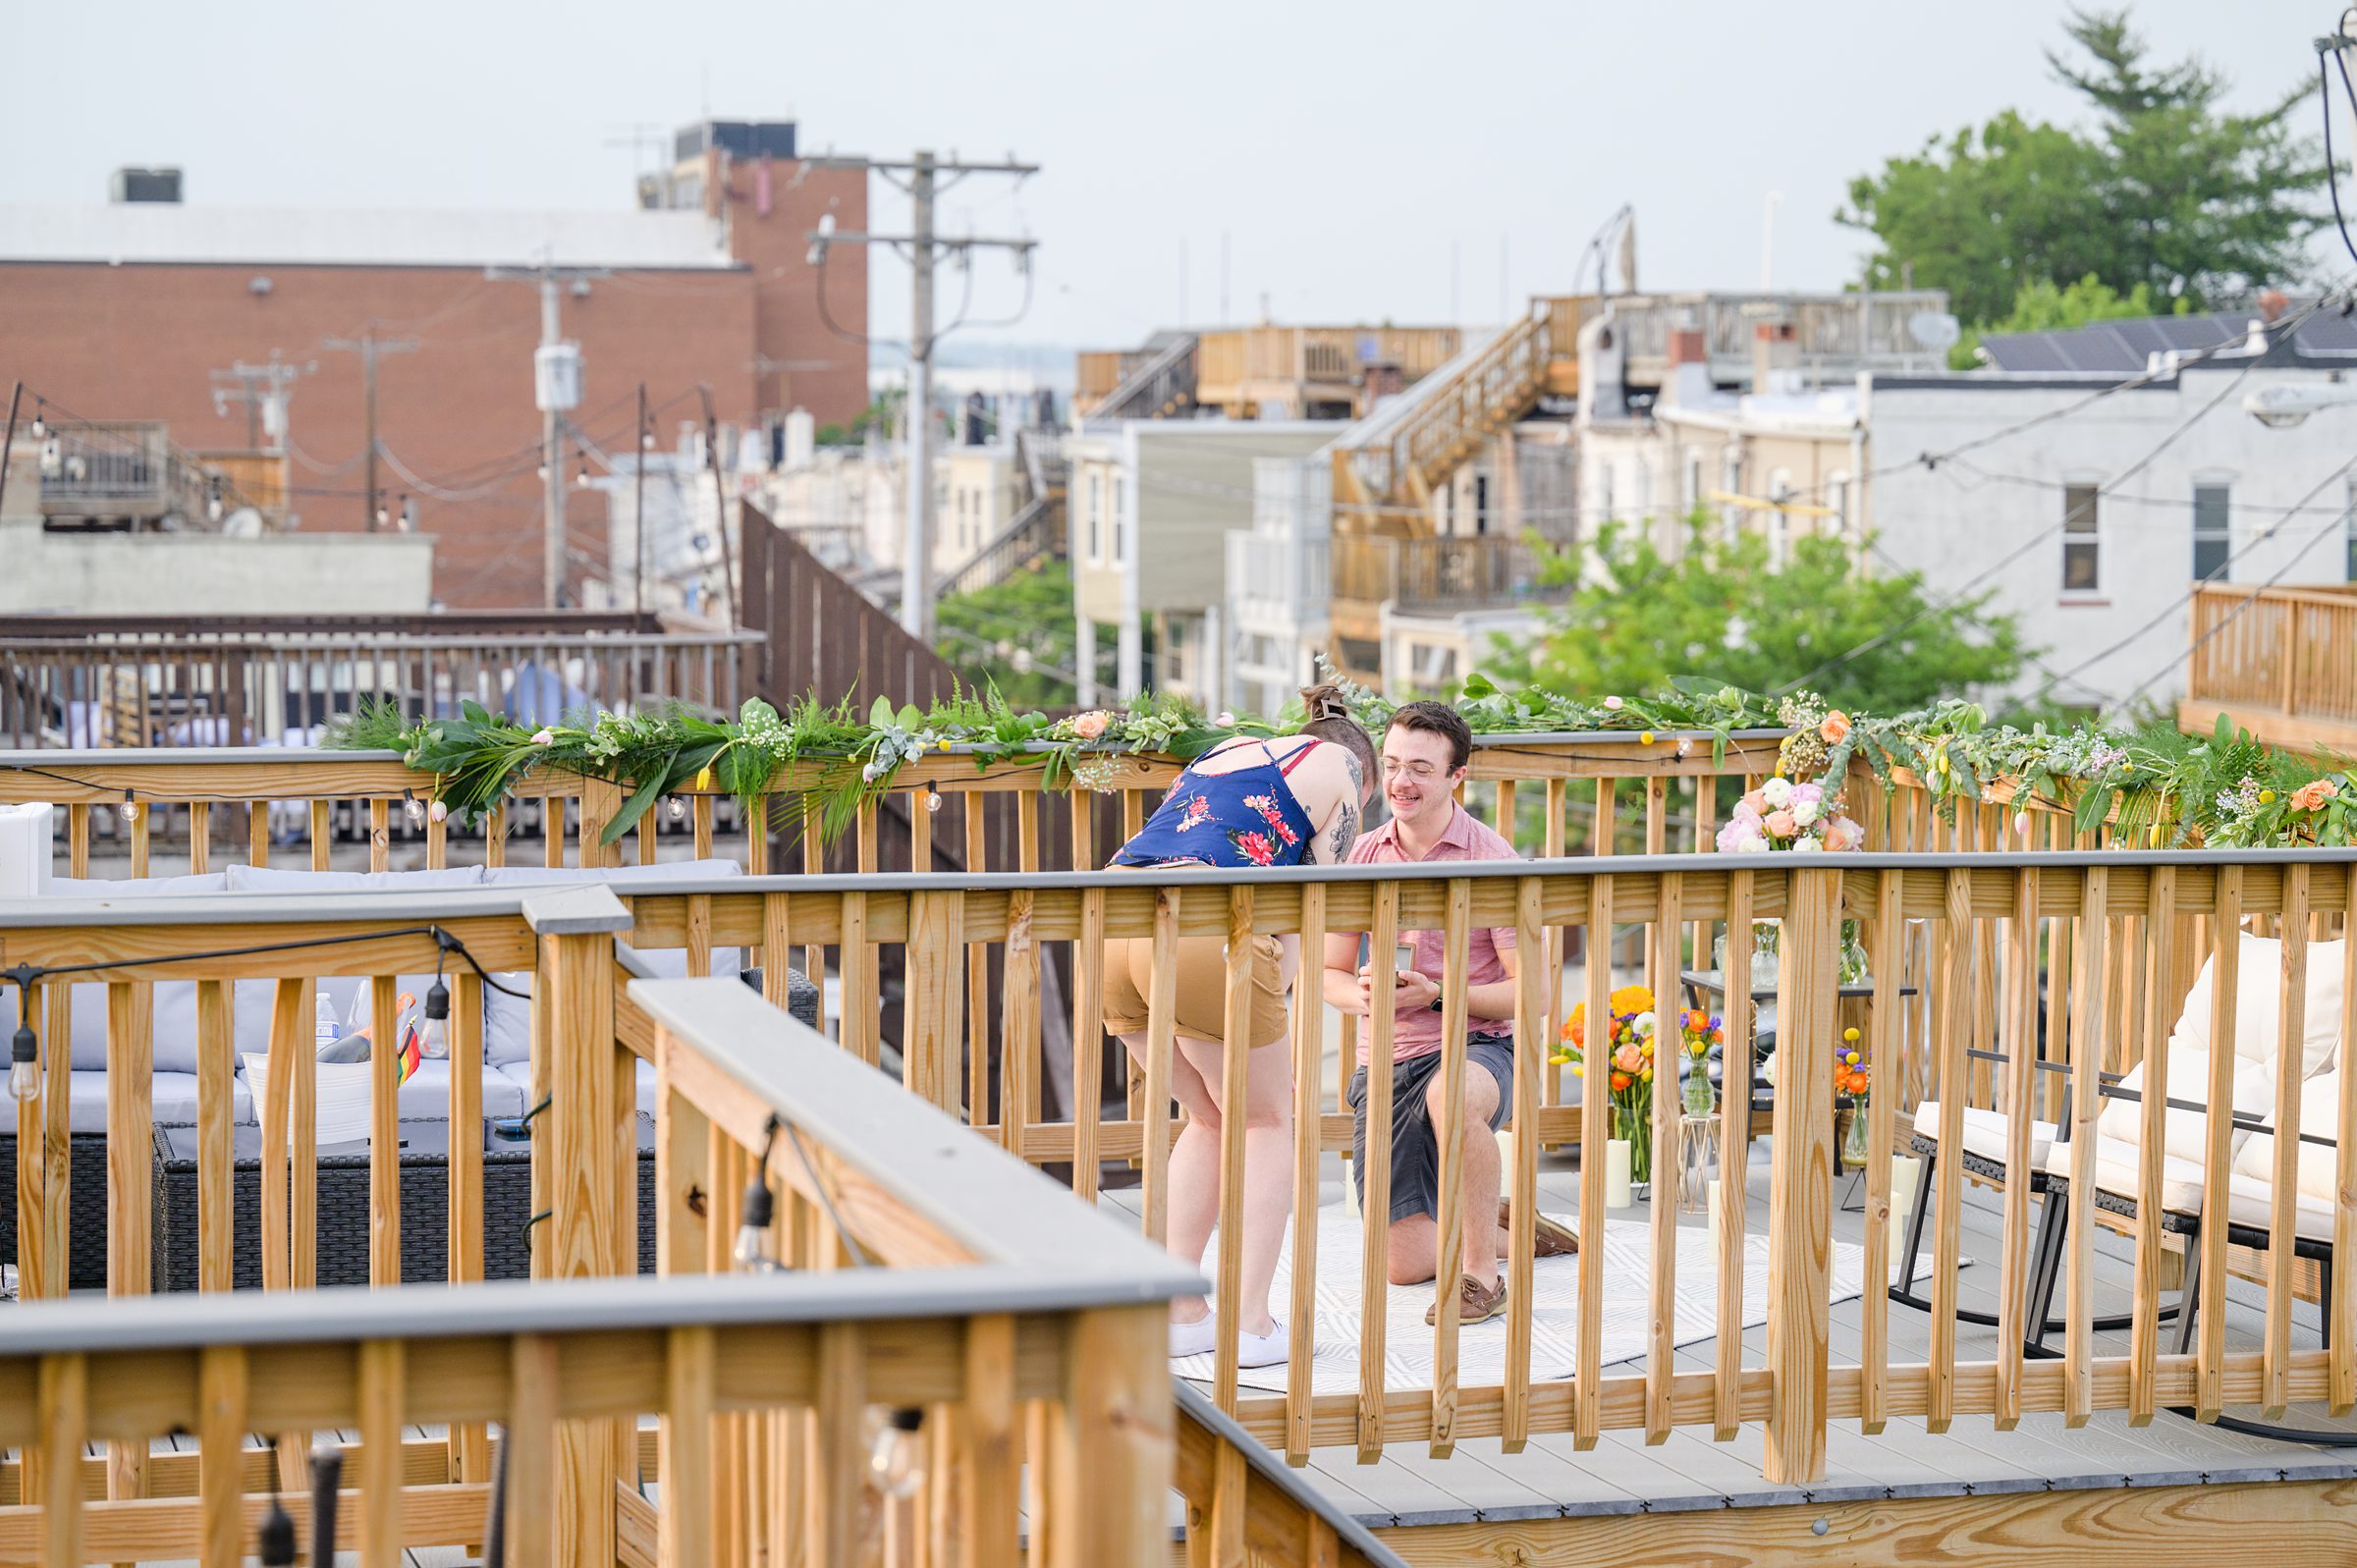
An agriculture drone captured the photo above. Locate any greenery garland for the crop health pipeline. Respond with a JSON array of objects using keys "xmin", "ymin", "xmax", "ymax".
[{"xmin": 327, "ymin": 663, "xmax": 2357, "ymax": 852}]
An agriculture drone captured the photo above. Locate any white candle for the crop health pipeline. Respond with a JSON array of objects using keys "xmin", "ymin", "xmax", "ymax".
[
  {"xmin": 1605, "ymin": 1139, "xmax": 1632, "ymax": 1209},
  {"xmin": 1890, "ymin": 1155, "xmax": 1922, "ymax": 1228}
]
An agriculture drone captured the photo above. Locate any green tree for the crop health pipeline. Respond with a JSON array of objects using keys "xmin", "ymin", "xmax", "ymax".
[
  {"xmin": 936, "ymin": 561, "xmax": 1089, "ymax": 709},
  {"xmin": 1949, "ymin": 271, "xmax": 2182, "ymax": 369},
  {"xmin": 1841, "ymin": 8, "xmax": 2321, "ymax": 327},
  {"xmin": 1484, "ymin": 520, "xmax": 2029, "ymax": 716}
]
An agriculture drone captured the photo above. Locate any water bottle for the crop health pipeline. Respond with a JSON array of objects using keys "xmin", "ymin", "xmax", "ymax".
[{"xmin": 314, "ymin": 984, "xmax": 338, "ymax": 1050}]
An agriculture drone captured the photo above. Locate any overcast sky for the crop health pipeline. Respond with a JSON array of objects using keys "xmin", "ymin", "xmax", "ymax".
[{"xmin": 3, "ymin": 1, "xmax": 2343, "ymax": 358}]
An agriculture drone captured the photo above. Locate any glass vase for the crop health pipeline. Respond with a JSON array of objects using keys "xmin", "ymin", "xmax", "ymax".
[
  {"xmin": 1678, "ymin": 1072, "xmax": 1718, "ymax": 1215},
  {"xmin": 1841, "ymin": 1094, "xmax": 1874, "ymax": 1167},
  {"xmin": 1610, "ymin": 1103, "xmax": 1652, "ymax": 1196}
]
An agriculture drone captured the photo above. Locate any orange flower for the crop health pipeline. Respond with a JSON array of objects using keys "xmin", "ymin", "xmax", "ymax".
[
  {"xmin": 1611, "ymin": 1071, "xmax": 1632, "ymax": 1091},
  {"xmin": 2291, "ymin": 778, "xmax": 2339, "ymax": 813},
  {"xmin": 1820, "ymin": 711, "xmax": 1851, "ymax": 743}
]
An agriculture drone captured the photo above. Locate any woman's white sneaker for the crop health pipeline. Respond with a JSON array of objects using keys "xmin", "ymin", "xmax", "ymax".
[
  {"xmin": 1235, "ymin": 1321, "xmax": 1296, "ymax": 1369},
  {"xmin": 1169, "ymin": 1313, "xmax": 1217, "ymax": 1359}
]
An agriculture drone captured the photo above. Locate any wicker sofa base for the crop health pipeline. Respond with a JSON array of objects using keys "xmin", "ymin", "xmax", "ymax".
[{"xmin": 2, "ymin": 1129, "xmax": 655, "ymax": 1292}]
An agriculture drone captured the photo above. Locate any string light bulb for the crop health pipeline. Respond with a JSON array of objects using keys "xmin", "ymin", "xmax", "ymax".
[
  {"xmin": 7, "ymin": 1017, "xmax": 36, "ymax": 1103},
  {"xmin": 925, "ymin": 781, "xmax": 942, "ymax": 814},
  {"xmin": 256, "ymin": 1493, "xmax": 297, "ymax": 1566},
  {"xmin": 733, "ymin": 1115, "xmax": 786, "ymax": 1272},
  {"xmin": 116, "ymin": 788, "xmax": 138, "ymax": 824},
  {"xmin": 404, "ymin": 790, "xmax": 425, "ymax": 826},
  {"xmin": 867, "ymin": 1408, "xmax": 926, "ymax": 1498},
  {"xmin": 28, "ymin": 400, "xmax": 44, "ymax": 440},
  {"xmin": 419, "ymin": 974, "xmax": 450, "ymax": 1060},
  {"xmin": 668, "ymin": 796, "xmax": 686, "ymax": 822}
]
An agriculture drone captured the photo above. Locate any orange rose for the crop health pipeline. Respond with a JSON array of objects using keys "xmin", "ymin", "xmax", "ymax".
[
  {"xmin": 2291, "ymin": 778, "xmax": 2339, "ymax": 813},
  {"xmin": 1819, "ymin": 711, "xmax": 1851, "ymax": 744},
  {"xmin": 1070, "ymin": 710, "xmax": 1111, "ymax": 740}
]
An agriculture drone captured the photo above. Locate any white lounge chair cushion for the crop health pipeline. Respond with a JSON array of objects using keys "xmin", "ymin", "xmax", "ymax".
[
  {"xmin": 2095, "ymin": 1051, "xmax": 2275, "ymax": 1167},
  {"xmin": 2171, "ymin": 930, "xmax": 2345, "ymax": 1079},
  {"xmin": 2230, "ymin": 1067, "xmax": 2345, "ymax": 1206},
  {"xmin": 2041, "ymin": 1133, "xmax": 2212, "ymax": 1217},
  {"xmin": 493, "ymin": 1057, "xmax": 657, "ymax": 1120},
  {"xmin": 1910, "ymin": 1101, "xmax": 2058, "ymax": 1167}
]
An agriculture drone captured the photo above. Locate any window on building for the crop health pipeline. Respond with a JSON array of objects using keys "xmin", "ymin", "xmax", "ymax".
[
  {"xmin": 2062, "ymin": 482, "xmax": 2100, "ymax": 592},
  {"xmin": 1113, "ymin": 476, "xmax": 1128, "ymax": 565},
  {"xmin": 2346, "ymin": 476, "xmax": 2357, "ymax": 582},
  {"xmin": 1473, "ymin": 473, "xmax": 1491, "ymax": 536},
  {"xmin": 1721, "ymin": 445, "xmax": 1744, "ymax": 543},
  {"xmin": 1598, "ymin": 463, "xmax": 1616, "ymax": 523},
  {"xmin": 1684, "ymin": 450, "xmax": 1705, "ymax": 518},
  {"xmin": 1087, "ymin": 474, "xmax": 1102, "ymax": 564},
  {"xmin": 1767, "ymin": 468, "xmax": 1793, "ymax": 567},
  {"xmin": 2194, "ymin": 481, "xmax": 2232, "ymax": 581},
  {"xmin": 1826, "ymin": 473, "xmax": 1850, "ymax": 539}
]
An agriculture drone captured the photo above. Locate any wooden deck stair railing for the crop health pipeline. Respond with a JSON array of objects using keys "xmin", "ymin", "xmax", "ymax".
[
  {"xmin": 1081, "ymin": 334, "xmax": 1199, "ymax": 421},
  {"xmin": 1329, "ymin": 299, "xmax": 1585, "ymax": 528}
]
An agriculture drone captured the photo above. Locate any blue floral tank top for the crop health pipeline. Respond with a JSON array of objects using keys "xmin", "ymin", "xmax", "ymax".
[{"xmin": 1110, "ymin": 739, "xmax": 1324, "ymax": 869}]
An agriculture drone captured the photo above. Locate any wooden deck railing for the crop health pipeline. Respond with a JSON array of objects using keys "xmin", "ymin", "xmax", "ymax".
[
  {"xmin": 0, "ymin": 967, "xmax": 1198, "ymax": 1565},
  {"xmin": 2179, "ymin": 580, "xmax": 2357, "ymax": 754},
  {"xmin": 614, "ymin": 842, "xmax": 2357, "ymax": 1487},
  {"xmin": 0, "ymin": 624, "xmax": 757, "ymax": 749}
]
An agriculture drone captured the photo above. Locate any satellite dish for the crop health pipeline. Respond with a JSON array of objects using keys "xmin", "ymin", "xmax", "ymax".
[{"xmin": 1908, "ymin": 311, "xmax": 1962, "ymax": 351}]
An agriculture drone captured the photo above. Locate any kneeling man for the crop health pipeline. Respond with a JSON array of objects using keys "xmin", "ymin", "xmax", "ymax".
[{"xmin": 1323, "ymin": 701, "xmax": 1575, "ymax": 1327}]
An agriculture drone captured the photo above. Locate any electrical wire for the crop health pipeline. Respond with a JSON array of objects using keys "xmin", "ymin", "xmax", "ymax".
[
  {"xmin": 2032, "ymin": 449, "xmax": 2357, "ymax": 711},
  {"xmin": 1, "ymin": 923, "xmax": 527, "ymax": 998},
  {"xmin": 2325, "ymin": 44, "xmax": 2357, "ymax": 270}
]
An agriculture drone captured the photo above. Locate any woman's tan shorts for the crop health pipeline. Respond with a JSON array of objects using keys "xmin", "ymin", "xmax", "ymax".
[{"xmin": 1101, "ymin": 933, "xmax": 1289, "ymax": 1049}]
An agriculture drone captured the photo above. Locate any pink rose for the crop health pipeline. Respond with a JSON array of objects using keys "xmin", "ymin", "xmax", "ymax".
[
  {"xmin": 1764, "ymin": 809, "xmax": 1797, "ymax": 838},
  {"xmin": 1739, "ymin": 789, "xmax": 1767, "ymax": 816},
  {"xmin": 1071, "ymin": 710, "xmax": 1110, "ymax": 740},
  {"xmin": 1823, "ymin": 815, "xmax": 1864, "ymax": 851}
]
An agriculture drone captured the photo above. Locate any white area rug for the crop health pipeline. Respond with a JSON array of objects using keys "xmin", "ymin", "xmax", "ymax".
[{"xmin": 1170, "ymin": 1208, "xmax": 1942, "ymax": 1396}]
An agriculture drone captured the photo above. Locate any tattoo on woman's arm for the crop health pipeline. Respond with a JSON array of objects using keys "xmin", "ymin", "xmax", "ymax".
[{"xmin": 1331, "ymin": 800, "xmax": 1360, "ymax": 861}]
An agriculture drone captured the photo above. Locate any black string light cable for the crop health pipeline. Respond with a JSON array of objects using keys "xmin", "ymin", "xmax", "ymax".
[
  {"xmin": 3, "ymin": 924, "xmax": 525, "ymax": 1104},
  {"xmin": 732, "ymin": 1110, "xmax": 877, "ymax": 1271}
]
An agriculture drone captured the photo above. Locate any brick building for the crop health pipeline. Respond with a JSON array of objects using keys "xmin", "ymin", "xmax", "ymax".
[{"xmin": 0, "ymin": 120, "xmax": 866, "ymax": 609}]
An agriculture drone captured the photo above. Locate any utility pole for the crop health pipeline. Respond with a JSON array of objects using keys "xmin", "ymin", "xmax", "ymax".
[
  {"xmin": 487, "ymin": 262, "xmax": 607, "ymax": 606},
  {"xmin": 321, "ymin": 329, "xmax": 416, "ymax": 530},
  {"xmin": 208, "ymin": 351, "xmax": 313, "ymax": 451},
  {"xmin": 633, "ymin": 382, "xmax": 648, "ymax": 618},
  {"xmin": 802, "ymin": 149, "xmax": 1038, "ymax": 640},
  {"xmin": 695, "ymin": 385, "xmax": 739, "ymax": 627}
]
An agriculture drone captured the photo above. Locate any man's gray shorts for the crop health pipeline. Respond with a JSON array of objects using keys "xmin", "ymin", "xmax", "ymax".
[{"xmin": 1345, "ymin": 1036, "xmax": 1516, "ymax": 1224}]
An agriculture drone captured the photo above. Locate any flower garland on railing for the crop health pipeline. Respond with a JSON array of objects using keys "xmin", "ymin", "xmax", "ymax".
[{"xmin": 325, "ymin": 659, "xmax": 2357, "ymax": 852}]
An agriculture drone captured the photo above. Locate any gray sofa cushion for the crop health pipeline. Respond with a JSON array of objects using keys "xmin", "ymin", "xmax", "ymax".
[{"xmin": 67, "ymin": 1068, "xmax": 253, "ymax": 1133}]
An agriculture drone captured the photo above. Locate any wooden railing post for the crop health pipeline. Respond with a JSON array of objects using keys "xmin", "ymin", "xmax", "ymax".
[
  {"xmin": 1763, "ymin": 865, "xmax": 1839, "ymax": 1486},
  {"xmin": 524, "ymin": 885, "xmax": 635, "ymax": 1568}
]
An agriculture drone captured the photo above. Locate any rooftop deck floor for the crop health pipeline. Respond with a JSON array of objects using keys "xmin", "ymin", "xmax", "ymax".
[{"xmin": 1146, "ymin": 1144, "xmax": 2357, "ymax": 1530}]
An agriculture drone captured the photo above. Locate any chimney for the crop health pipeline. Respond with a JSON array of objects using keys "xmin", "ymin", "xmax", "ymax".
[
  {"xmin": 1665, "ymin": 316, "xmax": 1711, "ymax": 407},
  {"xmin": 109, "ymin": 167, "xmax": 182, "ymax": 204},
  {"xmin": 2258, "ymin": 288, "xmax": 2289, "ymax": 324},
  {"xmin": 1752, "ymin": 320, "xmax": 1799, "ymax": 393}
]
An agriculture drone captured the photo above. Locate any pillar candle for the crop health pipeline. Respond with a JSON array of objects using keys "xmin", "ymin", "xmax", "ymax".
[
  {"xmin": 1605, "ymin": 1138, "xmax": 1632, "ymax": 1209},
  {"xmin": 1890, "ymin": 1155, "xmax": 1922, "ymax": 1227}
]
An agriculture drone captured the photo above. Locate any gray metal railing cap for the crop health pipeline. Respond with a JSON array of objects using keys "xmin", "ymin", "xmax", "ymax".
[
  {"xmin": 0, "ymin": 746, "xmax": 408, "ymax": 767},
  {"xmin": 519, "ymin": 882, "xmax": 633, "ymax": 936},
  {"xmin": 0, "ymin": 1266, "xmax": 1178, "ymax": 1360},
  {"xmin": 1172, "ymin": 1381, "xmax": 1414, "ymax": 1568},
  {"xmin": 0, "ymin": 886, "xmax": 549, "ymax": 929},
  {"xmin": 629, "ymin": 976, "xmax": 1202, "ymax": 1301},
  {"xmin": 602, "ymin": 840, "xmax": 2357, "ymax": 899}
]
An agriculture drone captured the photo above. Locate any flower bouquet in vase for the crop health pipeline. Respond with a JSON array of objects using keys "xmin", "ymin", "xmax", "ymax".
[
  {"xmin": 1837, "ymin": 1026, "xmax": 1874, "ymax": 1167},
  {"xmin": 1553, "ymin": 985, "xmax": 1660, "ymax": 1192},
  {"xmin": 1676, "ymin": 1008, "xmax": 1725, "ymax": 1213}
]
